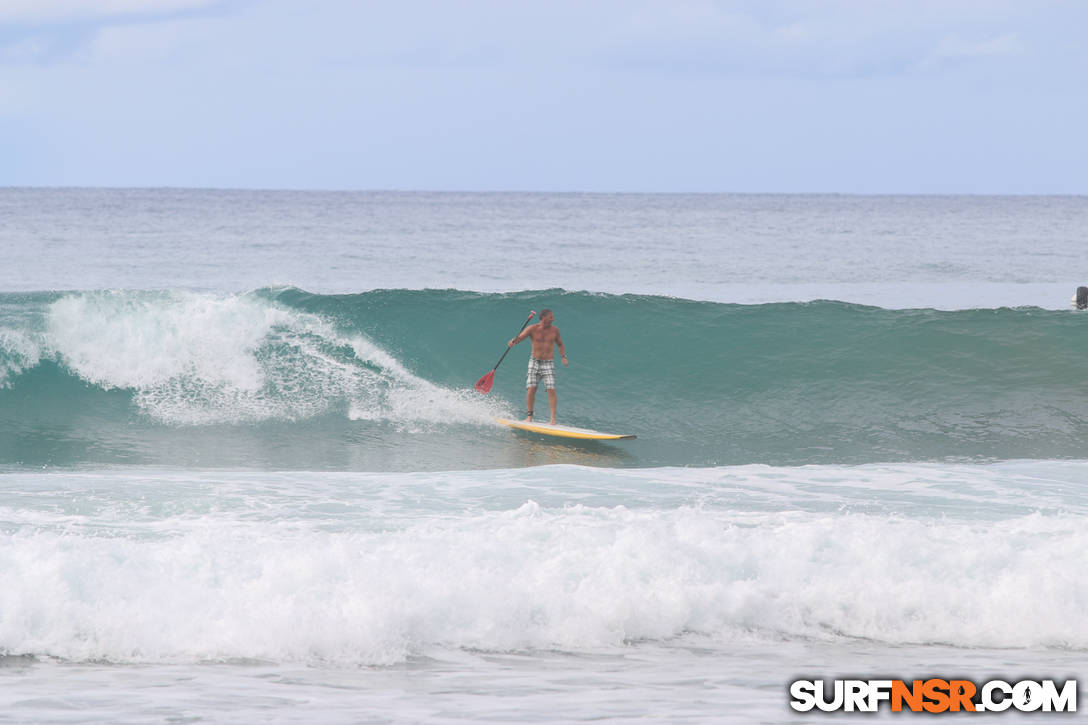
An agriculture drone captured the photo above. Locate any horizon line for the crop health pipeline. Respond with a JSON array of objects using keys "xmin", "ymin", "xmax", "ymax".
[{"xmin": 2, "ymin": 185, "xmax": 1086, "ymax": 198}]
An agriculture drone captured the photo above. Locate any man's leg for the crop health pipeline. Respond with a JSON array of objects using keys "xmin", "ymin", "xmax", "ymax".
[
  {"xmin": 526, "ymin": 386, "xmax": 537, "ymax": 421},
  {"xmin": 547, "ymin": 388, "xmax": 557, "ymax": 425}
]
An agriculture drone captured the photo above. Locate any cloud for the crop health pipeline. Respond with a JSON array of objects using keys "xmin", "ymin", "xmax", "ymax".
[
  {"xmin": 0, "ymin": 35, "xmax": 51, "ymax": 64},
  {"xmin": 0, "ymin": 0, "xmax": 233, "ymax": 68},
  {"xmin": 0, "ymin": 0, "xmax": 1042, "ymax": 78},
  {"xmin": 917, "ymin": 32, "xmax": 1022, "ymax": 71},
  {"xmin": 83, "ymin": 16, "xmax": 221, "ymax": 65},
  {"xmin": 0, "ymin": 0, "xmax": 225, "ymax": 24},
  {"xmin": 1, "ymin": 0, "xmax": 1085, "ymax": 192},
  {"xmin": 592, "ymin": 0, "xmax": 1034, "ymax": 78}
]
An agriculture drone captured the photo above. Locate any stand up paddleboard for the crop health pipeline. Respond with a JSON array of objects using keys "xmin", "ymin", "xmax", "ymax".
[{"xmin": 495, "ymin": 418, "xmax": 636, "ymax": 441}]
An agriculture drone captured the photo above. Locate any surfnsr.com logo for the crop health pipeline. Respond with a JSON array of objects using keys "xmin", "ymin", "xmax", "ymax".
[{"xmin": 789, "ymin": 679, "xmax": 1077, "ymax": 714}]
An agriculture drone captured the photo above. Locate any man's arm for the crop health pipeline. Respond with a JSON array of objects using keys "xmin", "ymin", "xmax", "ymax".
[
  {"xmin": 509, "ymin": 323, "xmax": 537, "ymax": 347},
  {"xmin": 556, "ymin": 329, "xmax": 568, "ymax": 365}
]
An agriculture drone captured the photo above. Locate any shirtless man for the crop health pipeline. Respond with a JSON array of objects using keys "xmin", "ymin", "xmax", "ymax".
[{"xmin": 507, "ymin": 308, "xmax": 567, "ymax": 424}]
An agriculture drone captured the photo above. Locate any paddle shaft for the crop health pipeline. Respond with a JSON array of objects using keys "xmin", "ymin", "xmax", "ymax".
[{"xmin": 490, "ymin": 311, "xmax": 536, "ymax": 371}]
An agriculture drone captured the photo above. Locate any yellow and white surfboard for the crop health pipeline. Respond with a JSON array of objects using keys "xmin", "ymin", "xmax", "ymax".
[{"xmin": 495, "ymin": 418, "xmax": 636, "ymax": 440}]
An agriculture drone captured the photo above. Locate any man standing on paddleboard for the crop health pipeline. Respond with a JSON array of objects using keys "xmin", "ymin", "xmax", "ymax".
[{"xmin": 507, "ymin": 308, "xmax": 567, "ymax": 424}]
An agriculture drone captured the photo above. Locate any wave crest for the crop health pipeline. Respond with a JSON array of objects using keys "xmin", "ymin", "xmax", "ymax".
[{"xmin": 23, "ymin": 290, "xmax": 499, "ymax": 427}]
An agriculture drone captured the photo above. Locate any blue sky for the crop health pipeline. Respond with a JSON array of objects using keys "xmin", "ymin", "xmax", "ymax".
[{"xmin": 2, "ymin": 0, "xmax": 1086, "ymax": 193}]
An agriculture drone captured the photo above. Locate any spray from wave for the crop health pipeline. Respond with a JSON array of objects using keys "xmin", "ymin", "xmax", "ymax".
[{"xmin": 13, "ymin": 290, "xmax": 500, "ymax": 428}]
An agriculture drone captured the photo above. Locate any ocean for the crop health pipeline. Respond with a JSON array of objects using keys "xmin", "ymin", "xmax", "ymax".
[{"xmin": 2, "ymin": 188, "xmax": 1087, "ymax": 722}]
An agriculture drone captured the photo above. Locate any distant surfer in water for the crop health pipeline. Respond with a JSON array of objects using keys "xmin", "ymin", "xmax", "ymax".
[{"xmin": 508, "ymin": 308, "xmax": 567, "ymax": 424}]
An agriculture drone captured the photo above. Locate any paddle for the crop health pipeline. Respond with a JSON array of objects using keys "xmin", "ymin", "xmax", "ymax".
[{"xmin": 474, "ymin": 310, "xmax": 536, "ymax": 393}]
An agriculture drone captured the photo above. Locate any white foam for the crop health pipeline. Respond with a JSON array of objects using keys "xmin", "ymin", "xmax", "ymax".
[
  {"xmin": 38, "ymin": 291, "xmax": 501, "ymax": 426},
  {"xmin": 1, "ymin": 495, "xmax": 1084, "ymax": 666},
  {"xmin": 0, "ymin": 327, "xmax": 41, "ymax": 387}
]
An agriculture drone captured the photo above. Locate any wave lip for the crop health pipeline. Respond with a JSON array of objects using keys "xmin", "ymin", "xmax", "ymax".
[
  {"xmin": 4, "ymin": 289, "xmax": 501, "ymax": 428},
  {"xmin": 0, "ymin": 327, "xmax": 41, "ymax": 387}
]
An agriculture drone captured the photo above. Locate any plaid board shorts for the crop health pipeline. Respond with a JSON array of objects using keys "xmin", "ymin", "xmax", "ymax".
[{"xmin": 526, "ymin": 357, "xmax": 556, "ymax": 390}]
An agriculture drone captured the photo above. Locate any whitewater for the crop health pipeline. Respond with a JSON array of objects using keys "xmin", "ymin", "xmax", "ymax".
[{"xmin": 2, "ymin": 189, "xmax": 1087, "ymax": 723}]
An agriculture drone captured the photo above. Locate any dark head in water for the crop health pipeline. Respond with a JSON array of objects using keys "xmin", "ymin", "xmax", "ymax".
[{"xmin": 1076, "ymin": 287, "xmax": 1088, "ymax": 310}]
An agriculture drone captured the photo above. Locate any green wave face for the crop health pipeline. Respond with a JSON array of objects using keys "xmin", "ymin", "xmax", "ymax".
[{"xmin": 3, "ymin": 288, "xmax": 1088, "ymax": 469}]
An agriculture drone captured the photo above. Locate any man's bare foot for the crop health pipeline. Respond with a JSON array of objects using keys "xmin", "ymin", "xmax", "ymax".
[
  {"xmin": 525, "ymin": 411, "xmax": 533, "ymax": 422},
  {"xmin": 549, "ymin": 418, "xmax": 556, "ymax": 425}
]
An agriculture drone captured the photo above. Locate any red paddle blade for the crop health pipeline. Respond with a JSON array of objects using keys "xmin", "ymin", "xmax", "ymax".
[{"xmin": 474, "ymin": 370, "xmax": 495, "ymax": 394}]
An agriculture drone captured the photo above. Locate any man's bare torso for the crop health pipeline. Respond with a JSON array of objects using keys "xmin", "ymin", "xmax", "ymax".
[{"xmin": 527, "ymin": 323, "xmax": 560, "ymax": 360}]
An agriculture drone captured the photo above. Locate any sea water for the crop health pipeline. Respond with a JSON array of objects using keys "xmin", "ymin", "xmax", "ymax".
[{"xmin": 2, "ymin": 189, "xmax": 1087, "ymax": 722}]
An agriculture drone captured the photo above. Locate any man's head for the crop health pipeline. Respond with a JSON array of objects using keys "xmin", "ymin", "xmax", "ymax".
[{"xmin": 539, "ymin": 309, "xmax": 554, "ymax": 326}]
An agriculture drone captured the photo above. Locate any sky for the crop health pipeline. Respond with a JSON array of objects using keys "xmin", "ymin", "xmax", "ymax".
[{"xmin": 1, "ymin": 0, "xmax": 1087, "ymax": 193}]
